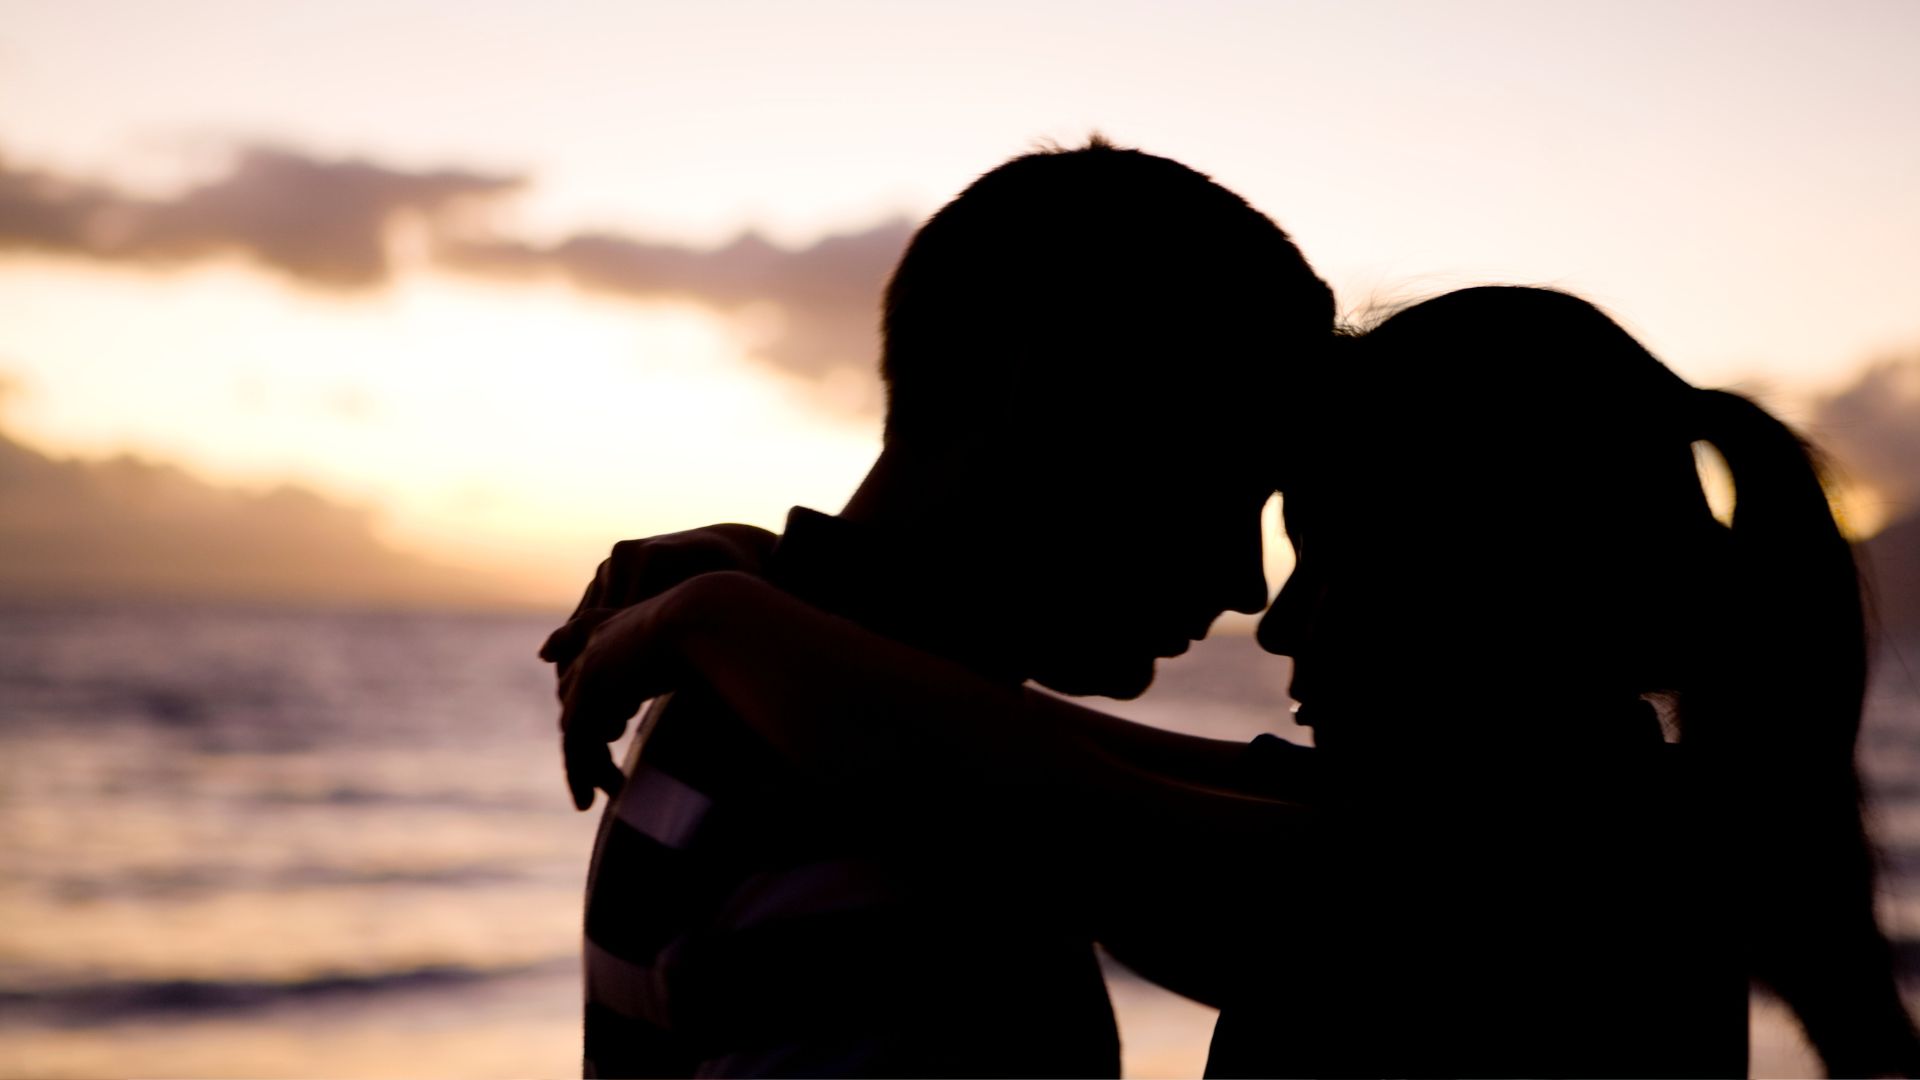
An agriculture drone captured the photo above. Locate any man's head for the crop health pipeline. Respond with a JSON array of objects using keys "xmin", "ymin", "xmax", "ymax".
[{"xmin": 868, "ymin": 137, "xmax": 1332, "ymax": 698}]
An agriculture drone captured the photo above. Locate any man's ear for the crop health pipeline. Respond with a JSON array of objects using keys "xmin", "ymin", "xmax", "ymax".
[{"xmin": 924, "ymin": 427, "xmax": 1028, "ymax": 521}]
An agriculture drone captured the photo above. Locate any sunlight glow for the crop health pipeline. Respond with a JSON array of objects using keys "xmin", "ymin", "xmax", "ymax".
[{"xmin": 0, "ymin": 255, "xmax": 880, "ymax": 600}]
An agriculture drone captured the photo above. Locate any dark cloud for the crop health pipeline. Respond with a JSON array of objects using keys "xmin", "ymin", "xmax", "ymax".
[
  {"xmin": 1862, "ymin": 511, "xmax": 1920, "ymax": 634},
  {"xmin": 0, "ymin": 156, "xmax": 117, "ymax": 251},
  {"xmin": 1809, "ymin": 356, "xmax": 1920, "ymax": 513},
  {"xmin": 0, "ymin": 142, "xmax": 905, "ymax": 408},
  {"xmin": 0, "ymin": 427, "xmax": 524, "ymax": 608},
  {"xmin": 0, "ymin": 146, "xmax": 520, "ymax": 287},
  {"xmin": 445, "ymin": 218, "xmax": 912, "ymax": 404},
  {"xmin": 1800, "ymin": 355, "xmax": 1920, "ymax": 631}
]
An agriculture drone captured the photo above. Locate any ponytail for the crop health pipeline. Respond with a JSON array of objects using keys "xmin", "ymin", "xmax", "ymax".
[
  {"xmin": 1689, "ymin": 387, "xmax": 1868, "ymax": 751},
  {"xmin": 1688, "ymin": 388, "xmax": 1915, "ymax": 1072}
]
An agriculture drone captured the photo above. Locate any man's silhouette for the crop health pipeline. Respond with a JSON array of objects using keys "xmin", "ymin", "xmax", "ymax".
[{"xmin": 570, "ymin": 139, "xmax": 1332, "ymax": 1077}]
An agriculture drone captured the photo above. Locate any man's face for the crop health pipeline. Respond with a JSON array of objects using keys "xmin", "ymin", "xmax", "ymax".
[{"xmin": 998, "ymin": 423, "xmax": 1275, "ymax": 700}]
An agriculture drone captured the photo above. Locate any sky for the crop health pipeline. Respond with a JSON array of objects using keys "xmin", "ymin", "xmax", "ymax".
[{"xmin": 1, "ymin": 0, "xmax": 1918, "ymax": 608}]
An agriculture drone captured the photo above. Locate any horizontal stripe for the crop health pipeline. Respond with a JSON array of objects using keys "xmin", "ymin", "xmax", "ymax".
[
  {"xmin": 616, "ymin": 764, "xmax": 712, "ymax": 850},
  {"xmin": 664, "ymin": 905, "xmax": 932, "ymax": 1047},
  {"xmin": 582, "ymin": 998, "xmax": 693, "ymax": 1079},
  {"xmin": 585, "ymin": 820, "xmax": 705, "ymax": 965},
  {"xmin": 714, "ymin": 858, "xmax": 907, "ymax": 931},
  {"xmin": 583, "ymin": 936, "xmax": 673, "ymax": 1030}
]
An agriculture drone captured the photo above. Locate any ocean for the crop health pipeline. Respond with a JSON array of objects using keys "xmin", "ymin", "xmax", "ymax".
[{"xmin": 1, "ymin": 601, "xmax": 1913, "ymax": 1077}]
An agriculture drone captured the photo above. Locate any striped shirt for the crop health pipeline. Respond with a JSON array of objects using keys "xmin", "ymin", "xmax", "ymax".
[{"xmin": 582, "ymin": 507, "xmax": 1120, "ymax": 1078}]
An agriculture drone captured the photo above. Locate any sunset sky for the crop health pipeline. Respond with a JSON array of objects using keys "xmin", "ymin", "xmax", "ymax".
[{"xmin": 2, "ymin": 0, "xmax": 1917, "ymax": 607}]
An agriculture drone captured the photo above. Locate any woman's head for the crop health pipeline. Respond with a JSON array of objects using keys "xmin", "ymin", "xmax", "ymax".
[
  {"xmin": 1257, "ymin": 287, "xmax": 1909, "ymax": 1070},
  {"xmin": 1259, "ymin": 287, "xmax": 1862, "ymax": 746}
]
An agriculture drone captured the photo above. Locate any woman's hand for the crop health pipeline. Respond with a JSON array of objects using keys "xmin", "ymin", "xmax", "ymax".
[
  {"xmin": 555, "ymin": 570, "xmax": 762, "ymax": 810},
  {"xmin": 538, "ymin": 523, "xmax": 776, "ymax": 676}
]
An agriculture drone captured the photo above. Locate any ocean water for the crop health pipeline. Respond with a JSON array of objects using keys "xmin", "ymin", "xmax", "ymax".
[{"xmin": 0, "ymin": 602, "xmax": 1913, "ymax": 1078}]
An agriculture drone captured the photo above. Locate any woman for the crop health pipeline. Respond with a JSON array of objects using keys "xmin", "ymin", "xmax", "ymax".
[{"xmin": 551, "ymin": 286, "xmax": 1917, "ymax": 1076}]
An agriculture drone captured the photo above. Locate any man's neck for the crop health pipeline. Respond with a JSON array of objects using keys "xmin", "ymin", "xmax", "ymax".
[
  {"xmin": 838, "ymin": 443, "xmax": 948, "ymax": 533},
  {"xmin": 769, "ymin": 450, "xmax": 1023, "ymax": 683}
]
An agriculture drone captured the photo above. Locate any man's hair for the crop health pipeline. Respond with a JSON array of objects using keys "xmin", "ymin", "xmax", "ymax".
[{"xmin": 879, "ymin": 136, "xmax": 1332, "ymax": 447}]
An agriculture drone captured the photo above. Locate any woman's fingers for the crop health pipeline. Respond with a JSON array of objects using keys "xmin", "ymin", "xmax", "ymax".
[
  {"xmin": 538, "ymin": 607, "xmax": 621, "ymax": 672},
  {"xmin": 538, "ymin": 525, "xmax": 777, "ymax": 665},
  {"xmin": 563, "ymin": 727, "xmax": 627, "ymax": 811},
  {"xmin": 556, "ymin": 601, "xmax": 676, "ymax": 809},
  {"xmin": 546, "ymin": 543, "xmax": 666, "ymax": 666},
  {"xmin": 568, "ymin": 605, "xmax": 672, "ymax": 721},
  {"xmin": 562, "ymin": 683, "xmax": 630, "ymax": 810},
  {"xmin": 549, "ymin": 547, "xmax": 744, "ymax": 808},
  {"xmin": 563, "ymin": 732, "xmax": 597, "ymax": 811},
  {"xmin": 550, "ymin": 573, "xmax": 749, "ymax": 811}
]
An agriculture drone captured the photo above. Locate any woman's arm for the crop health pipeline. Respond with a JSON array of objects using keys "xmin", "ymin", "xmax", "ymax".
[
  {"xmin": 561, "ymin": 572, "xmax": 1289, "ymax": 804},
  {"xmin": 558, "ymin": 570, "xmax": 1316, "ymax": 1005}
]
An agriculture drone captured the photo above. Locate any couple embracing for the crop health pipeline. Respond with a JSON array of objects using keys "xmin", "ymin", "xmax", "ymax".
[{"xmin": 540, "ymin": 138, "xmax": 1916, "ymax": 1078}]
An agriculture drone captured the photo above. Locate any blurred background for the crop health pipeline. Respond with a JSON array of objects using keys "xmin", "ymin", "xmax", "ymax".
[{"xmin": 1, "ymin": 1, "xmax": 1917, "ymax": 1075}]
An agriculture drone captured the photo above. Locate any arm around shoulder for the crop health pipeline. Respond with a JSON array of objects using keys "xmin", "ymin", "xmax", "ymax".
[{"xmin": 568, "ymin": 570, "xmax": 1319, "ymax": 1004}]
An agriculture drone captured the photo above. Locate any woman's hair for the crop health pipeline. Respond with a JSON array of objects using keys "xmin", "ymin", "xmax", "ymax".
[{"xmin": 1334, "ymin": 286, "xmax": 1911, "ymax": 1068}]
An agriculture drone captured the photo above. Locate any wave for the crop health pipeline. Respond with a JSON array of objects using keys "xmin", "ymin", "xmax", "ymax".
[
  {"xmin": 247, "ymin": 785, "xmax": 565, "ymax": 812},
  {"xmin": 0, "ymin": 957, "xmax": 577, "ymax": 1026},
  {"xmin": 35, "ymin": 862, "xmax": 547, "ymax": 903}
]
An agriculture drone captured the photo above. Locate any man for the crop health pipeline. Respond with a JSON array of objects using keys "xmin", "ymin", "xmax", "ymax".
[{"xmin": 545, "ymin": 138, "xmax": 1332, "ymax": 1077}]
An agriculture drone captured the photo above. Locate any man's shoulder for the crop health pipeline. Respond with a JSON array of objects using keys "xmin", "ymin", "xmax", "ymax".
[{"xmin": 633, "ymin": 684, "xmax": 791, "ymax": 802}]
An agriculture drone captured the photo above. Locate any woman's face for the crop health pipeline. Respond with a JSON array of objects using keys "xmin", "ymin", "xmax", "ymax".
[
  {"xmin": 1257, "ymin": 470, "xmax": 1628, "ymax": 725},
  {"xmin": 1253, "ymin": 485, "xmax": 1414, "ymax": 721},
  {"xmin": 1255, "ymin": 493, "xmax": 1340, "ymax": 716}
]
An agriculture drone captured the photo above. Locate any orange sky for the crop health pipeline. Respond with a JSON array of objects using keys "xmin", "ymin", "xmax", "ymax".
[{"xmin": 1, "ymin": 0, "xmax": 1917, "ymax": 607}]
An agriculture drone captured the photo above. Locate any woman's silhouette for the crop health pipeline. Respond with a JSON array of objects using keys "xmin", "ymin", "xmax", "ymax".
[
  {"xmin": 551, "ymin": 286, "xmax": 1918, "ymax": 1076},
  {"xmin": 1221, "ymin": 285, "xmax": 1915, "ymax": 1075}
]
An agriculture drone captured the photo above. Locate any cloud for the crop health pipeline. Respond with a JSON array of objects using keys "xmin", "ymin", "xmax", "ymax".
[
  {"xmin": 1798, "ymin": 356, "xmax": 1920, "ymax": 631},
  {"xmin": 444, "ymin": 218, "xmax": 912, "ymax": 396},
  {"xmin": 0, "ymin": 142, "xmax": 907, "ymax": 409},
  {"xmin": 0, "ymin": 146, "xmax": 520, "ymax": 287},
  {"xmin": 1808, "ymin": 356, "xmax": 1920, "ymax": 514},
  {"xmin": 1862, "ymin": 512, "xmax": 1920, "ymax": 633},
  {"xmin": 0, "ymin": 427, "xmax": 528, "ymax": 609}
]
